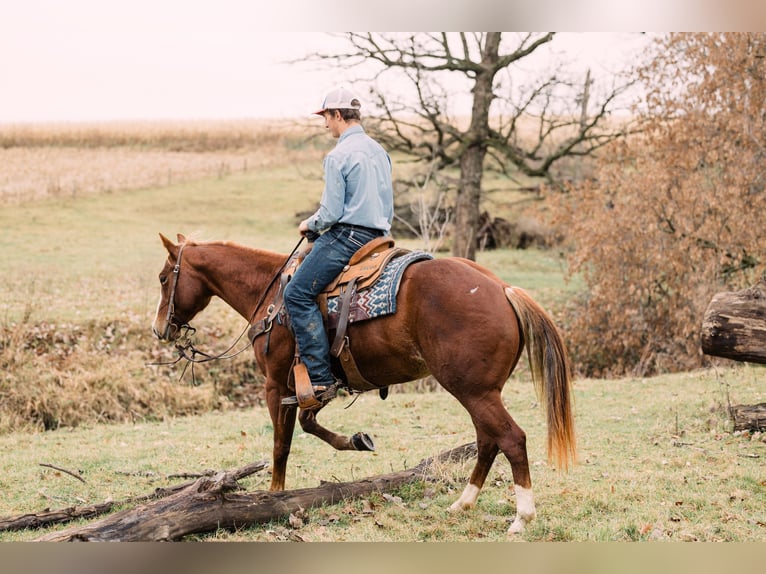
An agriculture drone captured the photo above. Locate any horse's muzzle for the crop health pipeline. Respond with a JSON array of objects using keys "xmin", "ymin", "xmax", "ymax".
[{"xmin": 152, "ymin": 320, "xmax": 176, "ymax": 342}]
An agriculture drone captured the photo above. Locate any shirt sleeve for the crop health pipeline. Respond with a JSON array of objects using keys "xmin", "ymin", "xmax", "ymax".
[{"xmin": 308, "ymin": 155, "xmax": 345, "ymax": 232}]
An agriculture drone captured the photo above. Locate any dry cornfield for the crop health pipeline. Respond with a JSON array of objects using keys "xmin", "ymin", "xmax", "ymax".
[{"xmin": 0, "ymin": 119, "xmax": 325, "ymax": 203}]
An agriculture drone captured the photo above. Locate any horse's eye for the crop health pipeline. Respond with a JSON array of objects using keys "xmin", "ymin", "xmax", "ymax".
[{"xmin": 160, "ymin": 275, "xmax": 168, "ymax": 285}]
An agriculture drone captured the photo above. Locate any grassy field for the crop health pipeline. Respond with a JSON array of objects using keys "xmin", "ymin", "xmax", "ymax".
[
  {"xmin": 0, "ymin": 121, "xmax": 764, "ymax": 542},
  {"xmin": 0, "ymin": 167, "xmax": 319, "ymax": 322},
  {"xmin": 0, "ymin": 366, "xmax": 764, "ymax": 542}
]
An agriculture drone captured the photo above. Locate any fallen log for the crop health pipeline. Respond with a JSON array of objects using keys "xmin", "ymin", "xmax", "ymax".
[
  {"xmin": 35, "ymin": 443, "xmax": 477, "ymax": 542},
  {"xmin": 701, "ymin": 277, "xmax": 766, "ymax": 364},
  {"xmin": 1, "ymin": 461, "xmax": 267, "ymax": 533},
  {"xmin": 0, "ymin": 501, "xmax": 115, "ymax": 533},
  {"xmin": 700, "ymin": 279, "xmax": 766, "ymax": 432},
  {"xmin": 730, "ymin": 403, "xmax": 766, "ymax": 432}
]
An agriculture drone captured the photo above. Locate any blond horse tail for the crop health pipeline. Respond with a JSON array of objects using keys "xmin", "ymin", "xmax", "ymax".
[{"xmin": 505, "ymin": 286, "xmax": 576, "ymax": 470}]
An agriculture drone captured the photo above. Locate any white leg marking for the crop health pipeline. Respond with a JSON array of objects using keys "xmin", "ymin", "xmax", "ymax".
[
  {"xmin": 508, "ymin": 485, "xmax": 536, "ymax": 534},
  {"xmin": 449, "ymin": 483, "xmax": 481, "ymax": 512}
]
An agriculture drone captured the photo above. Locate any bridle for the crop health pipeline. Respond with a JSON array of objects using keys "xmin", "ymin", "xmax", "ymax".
[
  {"xmin": 162, "ymin": 242, "xmax": 188, "ymax": 342},
  {"xmin": 150, "ymin": 236, "xmax": 308, "ymax": 381},
  {"xmin": 160, "ymin": 241, "xmax": 250, "ymax": 370}
]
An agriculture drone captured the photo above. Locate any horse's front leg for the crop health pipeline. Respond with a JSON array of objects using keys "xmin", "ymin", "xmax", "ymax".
[
  {"xmin": 265, "ymin": 379, "xmax": 297, "ymax": 491},
  {"xmin": 298, "ymin": 407, "xmax": 375, "ymax": 452}
]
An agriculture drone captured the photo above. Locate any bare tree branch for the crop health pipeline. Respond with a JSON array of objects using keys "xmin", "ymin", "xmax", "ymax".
[
  {"xmin": 2, "ymin": 461, "xmax": 269, "ymax": 533},
  {"xmin": 306, "ymin": 32, "xmax": 637, "ymax": 259}
]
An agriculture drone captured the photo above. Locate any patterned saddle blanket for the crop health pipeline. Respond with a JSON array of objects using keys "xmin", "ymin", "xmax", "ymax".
[{"xmin": 325, "ymin": 249, "xmax": 432, "ymax": 329}]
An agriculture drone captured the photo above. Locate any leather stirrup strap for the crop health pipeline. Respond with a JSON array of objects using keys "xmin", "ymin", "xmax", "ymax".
[
  {"xmin": 331, "ymin": 277, "xmax": 357, "ymax": 357},
  {"xmin": 337, "ymin": 341, "xmax": 379, "ymax": 391}
]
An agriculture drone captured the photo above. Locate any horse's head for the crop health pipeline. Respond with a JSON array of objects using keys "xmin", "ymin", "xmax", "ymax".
[{"xmin": 152, "ymin": 233, "xmax": 212, "ymax": 341}]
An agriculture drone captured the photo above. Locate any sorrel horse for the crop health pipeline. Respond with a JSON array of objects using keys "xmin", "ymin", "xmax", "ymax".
[{"xmin": 152, "ymin": 233, "xmax": 575, "ymax": 534}]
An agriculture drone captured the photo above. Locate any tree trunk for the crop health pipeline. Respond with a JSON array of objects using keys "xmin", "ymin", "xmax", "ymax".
[
  {"xmin": 453, "ymin": 147, "xmax": 486, "ymax": 260},
  {"xmin": 700, "ymin": 276, "xmax": 766, "ymax": 364},
  {"xmin": 451, "ymin": 33, "xmax": 499, "ymax": 261},
  {"xmin": 35, "ymin": 443, "xmax": 477, "ymax": 542}
]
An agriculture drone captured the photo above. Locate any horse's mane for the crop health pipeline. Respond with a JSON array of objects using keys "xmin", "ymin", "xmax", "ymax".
[{"xmin": 179, "ymin": 234, "xmax": 285, "ymax": 259}]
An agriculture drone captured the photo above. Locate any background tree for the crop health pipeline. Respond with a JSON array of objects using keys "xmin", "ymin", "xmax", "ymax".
[
  {"xmin": 554, "ymin": 33, "xmax": 766, "ymax": 376},
  {"xmin": 318, "ymin": 33, "xmax": 635, "ymax": 259}
]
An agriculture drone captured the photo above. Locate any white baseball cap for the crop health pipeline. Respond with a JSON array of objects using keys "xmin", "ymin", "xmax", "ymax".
[{"xmin": 313, "ymin": 86, "xmax": 362, "ymax": 115}]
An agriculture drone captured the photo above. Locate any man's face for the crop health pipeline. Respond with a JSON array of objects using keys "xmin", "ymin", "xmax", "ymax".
[{"xmin": 322, "ymin": 110, "xmax": 343, "ymax": 138}]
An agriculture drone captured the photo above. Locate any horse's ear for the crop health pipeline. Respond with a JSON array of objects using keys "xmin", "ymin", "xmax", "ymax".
[
  {"xmin": 159, "ymin": 233, "xmax": 178, "ymax": 257},
  {"xmin": 177, "ymin": 233, "xmax": 187, "ymax": 243}
]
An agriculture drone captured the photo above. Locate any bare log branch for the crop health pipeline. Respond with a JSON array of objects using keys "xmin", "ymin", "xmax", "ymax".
[
  {"xmin": 0, "ymin": 501, "xmax": 115, "ymax": 532},
  {"xmin": 730, "ymin": 403, "xmax": 766, "ymax": 432},
  {"xmin": 701, "ymin": 277, "xmax": 766, "ymax": 364},
  {"xmin": 34, "ymin": 444, "xmax": 477, "ymax": 542}
]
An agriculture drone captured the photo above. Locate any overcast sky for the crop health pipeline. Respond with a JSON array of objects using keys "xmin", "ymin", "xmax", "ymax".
[{"xmin": 1, "ymin": 1, "xmax": 758, "ymax": 123}]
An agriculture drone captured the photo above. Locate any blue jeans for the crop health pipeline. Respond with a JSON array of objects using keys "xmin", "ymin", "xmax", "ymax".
[{"xmin": 283, "ymin": 224, "xmax": 384, "ymax": 386}]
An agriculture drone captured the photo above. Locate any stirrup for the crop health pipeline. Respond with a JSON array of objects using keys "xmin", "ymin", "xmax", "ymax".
[
  {"xmin": 314, "ymin": 381, "xmax": 341, "ymax": 402},
  {"xmin": 281, "ymin": 380, "xmax": 341, "ymax": 409}
]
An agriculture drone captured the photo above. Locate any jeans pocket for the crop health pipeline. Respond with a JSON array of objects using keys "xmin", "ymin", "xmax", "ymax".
[
  {"xmin": 347, "ymin": 230, "xmax": 367, "ymax": 249},
  {"xmin": 321, "ymin": 226, "xmax": 344, "ymax": 249}
]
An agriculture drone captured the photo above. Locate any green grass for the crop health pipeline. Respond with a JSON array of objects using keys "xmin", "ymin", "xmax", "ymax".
[
  {"xmin": 0, "ymin": 365, "xmax": 763, "ymax": 541},
  {"xmin": 0, "ymin": 167, "xmax": 321, "ymax": 323},
  {"xmin": 475, "ymin": 247, "xmax": 580, "ymax": 308}
]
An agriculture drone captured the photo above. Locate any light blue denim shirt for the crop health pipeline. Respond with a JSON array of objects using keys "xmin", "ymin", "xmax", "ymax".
[{"xmin": 306, "ymin": 124, "xmax": 394, "ymax": 234}]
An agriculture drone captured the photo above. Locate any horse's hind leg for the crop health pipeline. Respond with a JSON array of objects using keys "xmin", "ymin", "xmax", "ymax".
[
  {"xmin": 449, "ymin": 432, "xmax": 499, "ymax": 510},
  {"xmin": 298, "ymin": 408, "xmax": 375, "ymax": 452},
  {"xmin": 453, "ymin": 393, "xmax": 536, "ymax": 534}
]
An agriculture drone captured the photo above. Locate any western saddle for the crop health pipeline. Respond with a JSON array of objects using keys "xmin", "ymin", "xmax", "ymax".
[{"xmin": 248, "ymin": 236, "xmax": 409, "ymax": 402}]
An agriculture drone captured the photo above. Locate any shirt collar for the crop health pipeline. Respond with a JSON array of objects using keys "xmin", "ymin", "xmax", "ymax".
[{"xmin": 337, "ymin": 123, "xmax": 364, "ymax": 144}]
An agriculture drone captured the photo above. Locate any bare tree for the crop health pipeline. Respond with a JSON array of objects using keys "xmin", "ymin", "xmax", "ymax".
[{"xmin": 315, "ymin": 32, "xmax": 635, "ymax": 260}]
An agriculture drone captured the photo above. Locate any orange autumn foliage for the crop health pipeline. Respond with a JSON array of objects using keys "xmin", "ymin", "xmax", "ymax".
[{"xmin": 553, "ymin": 33, "xmax": 766, "ymax": 377}]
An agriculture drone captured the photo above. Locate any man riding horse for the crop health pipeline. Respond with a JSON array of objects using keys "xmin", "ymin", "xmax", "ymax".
[{"xmin": 152, "ymin": 89, "xmax": 575, "ymax": 536}]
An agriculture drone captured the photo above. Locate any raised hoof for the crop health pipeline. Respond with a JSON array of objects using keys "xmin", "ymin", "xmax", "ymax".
[{"xmin": 351, "ymin": 432, "xmax": 375, "ymax": 451}]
